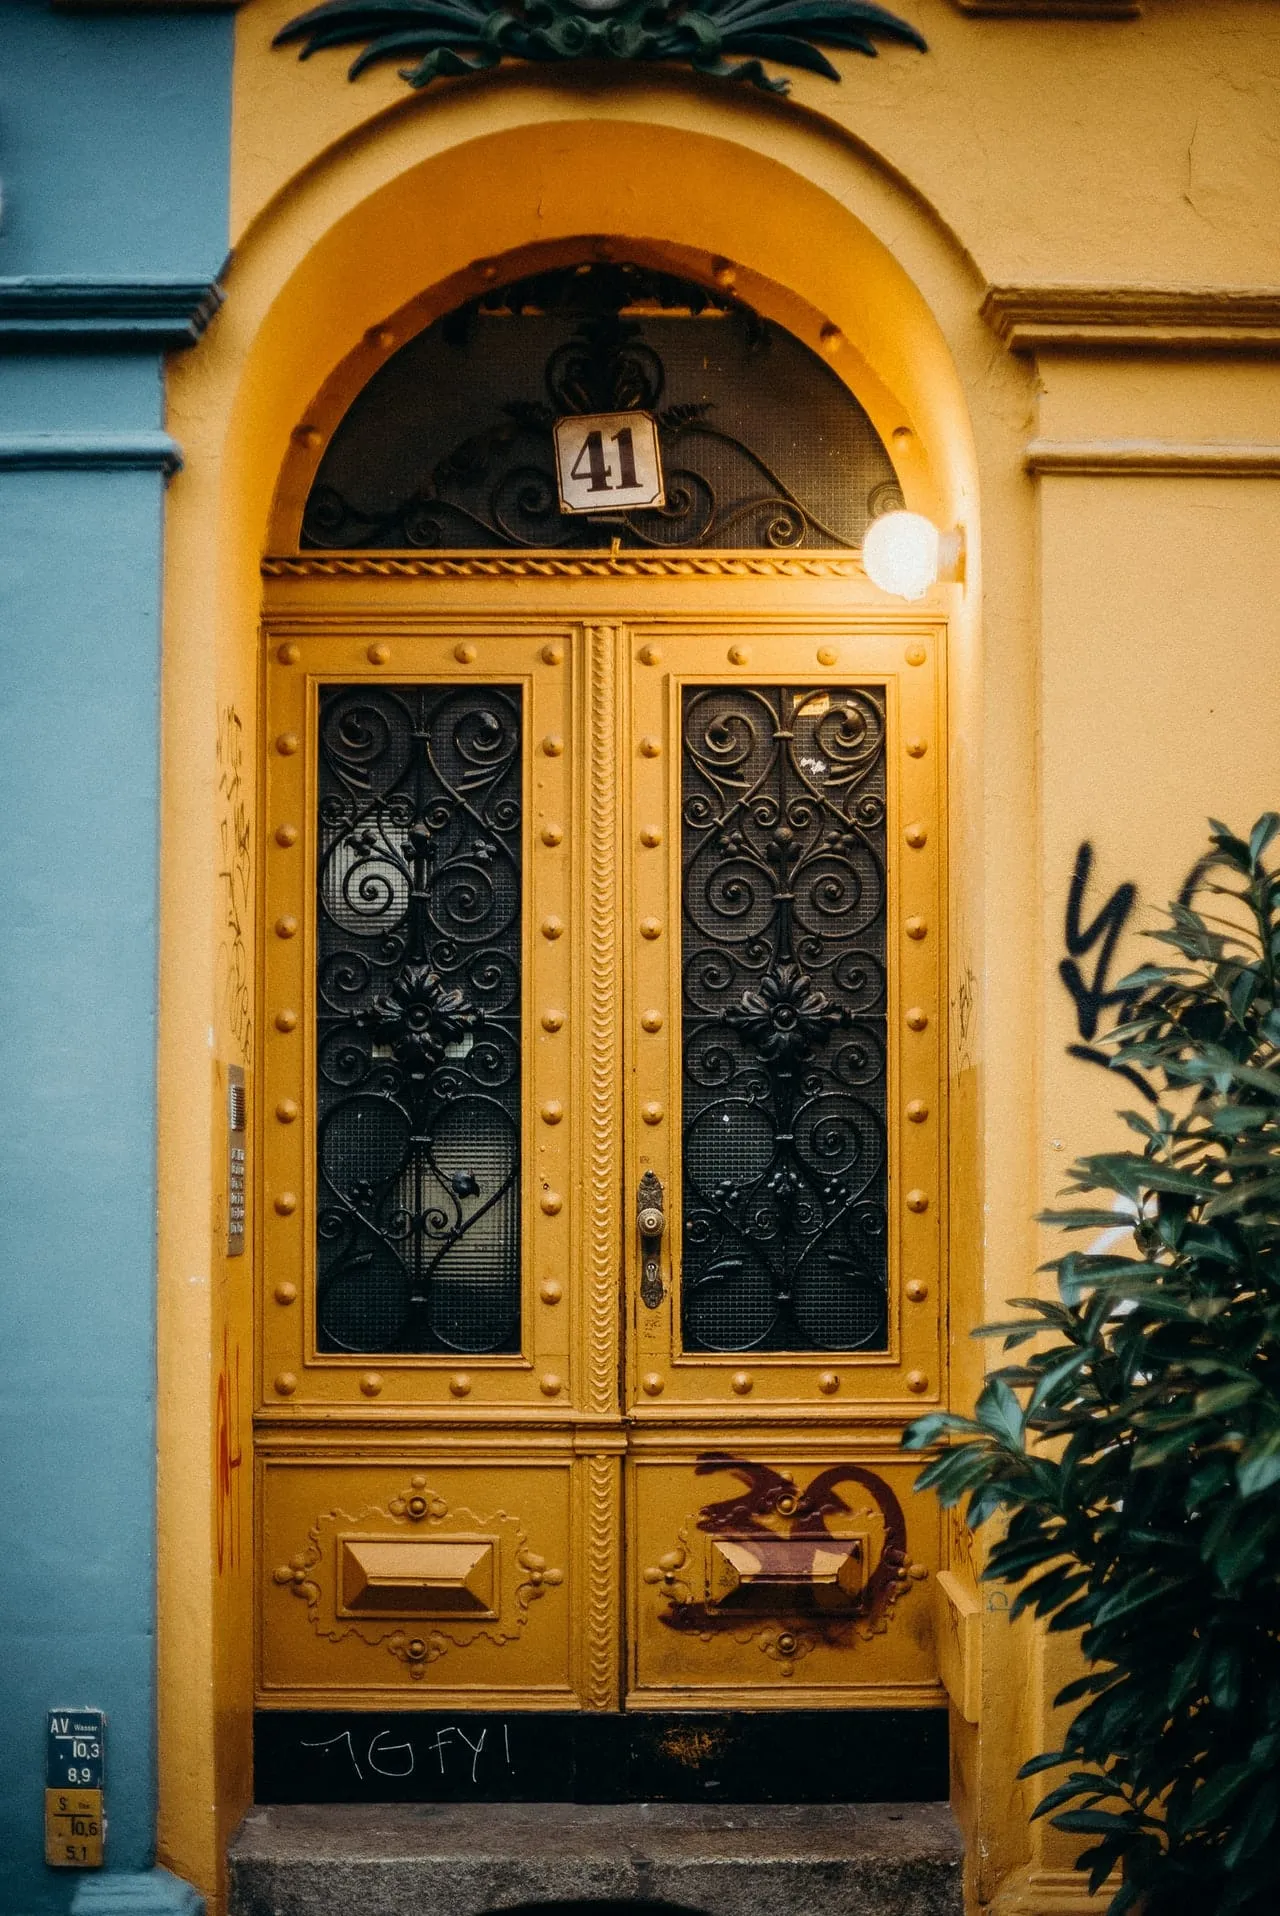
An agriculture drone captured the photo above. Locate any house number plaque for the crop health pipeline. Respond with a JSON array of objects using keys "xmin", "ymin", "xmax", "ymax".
[
  {"xmin": 45, "ymin": 1709, "xmax": 104, "ymax": 1867},
  {"xmin": 553, "ymin": 411, "xmax": 665, "ymax": 515}
]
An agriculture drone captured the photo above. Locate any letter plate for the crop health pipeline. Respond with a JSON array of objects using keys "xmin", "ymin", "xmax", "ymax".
[
  {"xmin": 707, "ymin": 1533, "xmax": 869, "ymax": 1612},
  {"xmin": 338, "ymin": 1536, "xmax": 496, "ymax": 1618}
]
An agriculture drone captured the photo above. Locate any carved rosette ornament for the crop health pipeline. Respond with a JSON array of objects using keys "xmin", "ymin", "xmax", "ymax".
[
  {"xmin": 357, "ymin": 960, "xmax": 481, "ymax": 1081},
  {"xmin": 273, "ymin": 1474, "xmax": 563, "ymax": 1682},
  {"xmin": 726, "ymin": 959, "xmax": 851, "ymax": 1067}
]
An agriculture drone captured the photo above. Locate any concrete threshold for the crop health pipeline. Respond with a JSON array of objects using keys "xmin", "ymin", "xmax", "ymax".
[{"xmin": 228, "ymin": 1801, "xmax": 964, "ymax": 1916}]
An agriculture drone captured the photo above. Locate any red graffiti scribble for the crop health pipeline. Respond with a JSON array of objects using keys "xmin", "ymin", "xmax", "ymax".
[{"xmin": 215, "ymin": 1329, "xmax": 244, "ymax": 1575}]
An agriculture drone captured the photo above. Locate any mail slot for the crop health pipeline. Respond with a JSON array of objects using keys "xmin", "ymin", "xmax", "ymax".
[
  {"xmin": 708, "ymin": 1533, "xmax": 869, "ymax": 1611},
  {"xmin": 338, "ymin": 1536, "xmax": 496, "ymax": 1618}
]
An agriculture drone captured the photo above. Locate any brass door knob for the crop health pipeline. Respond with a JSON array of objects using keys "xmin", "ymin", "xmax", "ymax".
[{"xmin": 637, "ymin": 1172, "xmax": 665, "ymax": 1310}]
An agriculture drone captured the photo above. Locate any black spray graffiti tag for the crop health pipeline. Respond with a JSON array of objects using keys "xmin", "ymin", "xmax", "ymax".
[
  {"xmin": 1059, "ymin": 840, "xmax": 1210, "ymax": 1101},
  {"xmin": 1058, "ymin": 842, "xmax": 1151, "ymax": 1098}
]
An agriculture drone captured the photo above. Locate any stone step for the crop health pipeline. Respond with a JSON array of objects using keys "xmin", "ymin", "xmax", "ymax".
[{"xmin": 228, "ymin": 1801, "xmax": 964, "ymax": 1916}]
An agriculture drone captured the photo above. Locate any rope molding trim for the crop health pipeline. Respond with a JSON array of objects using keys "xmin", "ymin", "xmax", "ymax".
[{"xmin": 262, "ymin": 552, "xmax": 870, "ymax": 581}]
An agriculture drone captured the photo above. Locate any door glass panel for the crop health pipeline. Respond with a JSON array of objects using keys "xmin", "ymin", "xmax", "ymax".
[
  {"xmin": 680, "ymin": 684, "xmax": 888, "ymax": 1354},
  {"xmin": 315, "ymin": 684, "xmax": 523, "ymax": 1355}
]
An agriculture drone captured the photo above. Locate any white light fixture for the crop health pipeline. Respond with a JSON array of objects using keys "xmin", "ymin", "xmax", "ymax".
[{"xmin": 862, "ymin": 511, "xmax": 962, "ymax": 601}]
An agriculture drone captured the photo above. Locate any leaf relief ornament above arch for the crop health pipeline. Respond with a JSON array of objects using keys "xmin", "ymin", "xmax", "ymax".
[{"xmin": 273, "ymin": 0, "xmax": 927, "ymax": 99}]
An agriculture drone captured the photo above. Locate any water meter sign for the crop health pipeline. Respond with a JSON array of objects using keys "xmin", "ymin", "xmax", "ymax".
[{"xmin": 45, "ymin": 1710, "xmax": 104, "ymax": 1867}]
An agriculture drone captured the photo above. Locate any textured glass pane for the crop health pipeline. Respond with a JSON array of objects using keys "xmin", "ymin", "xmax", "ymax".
[
  {"xmin": 315, "ymin": 685, "xmax": 522, "ymax": 1354},
  {"xmin": 302, "ymin": 263, "xmax": 901, "ymax": 553},
  {"xmin": 681, "ymin": 686, "xmax": 888, "ymax": 1354}
]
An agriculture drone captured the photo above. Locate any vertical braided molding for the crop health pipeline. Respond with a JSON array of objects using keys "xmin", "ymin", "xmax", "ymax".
[
  {"xmin": 580, "ymin": 626, "xmax": 622, "ymax": 1708},
  {"xmin": 583, "ymin": 1452, "xmax": 619, "ymax": 1709},
  {"xmin": 585, "ymin": 624, "xmax": 621, "ymax": 1416}
]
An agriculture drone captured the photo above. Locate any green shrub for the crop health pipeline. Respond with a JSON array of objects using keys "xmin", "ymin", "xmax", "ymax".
[{"xmin": 905, "ymin": 817, "xmax": 1280, "ymax": 1916}]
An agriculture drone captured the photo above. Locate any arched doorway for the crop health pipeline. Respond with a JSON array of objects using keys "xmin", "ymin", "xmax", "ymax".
[
  {"xmin": 157, "ymin": 92, "xmax": 1008, "ymax": 1899},
  {"xmin": 252, "ymin": 248, "xmax": 948, "ymax": 1794}
]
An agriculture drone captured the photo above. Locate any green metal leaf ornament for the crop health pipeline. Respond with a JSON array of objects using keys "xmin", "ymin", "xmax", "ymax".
[{"xmin": 273, "ymin": 0, "xmax": 926, "ymax": 96}]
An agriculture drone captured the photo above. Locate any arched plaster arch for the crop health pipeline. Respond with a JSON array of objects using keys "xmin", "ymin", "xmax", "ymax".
[
  {"xmin": 212, "ymin": 99, "xmax": 987, "ymax": 571},
  {"xmin": 266, "ymin": 226, "xmax": 947, "ymax": 554},
  {"xmin": 158, "ymin": 84, "xmax": 1042, "ymax": 1911}
]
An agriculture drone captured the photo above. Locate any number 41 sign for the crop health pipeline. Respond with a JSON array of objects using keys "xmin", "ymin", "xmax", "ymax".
[{"xmin": 553, "ymin": 411, "xmax": 665, "ymax": 515}]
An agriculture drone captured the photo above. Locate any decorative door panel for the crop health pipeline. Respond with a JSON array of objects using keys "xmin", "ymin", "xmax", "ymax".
[
  {"xmin": 259, "ymin": 1453, "xmax": 579, "ymax": 1706},
  {"xmin": 626, "ymin": 623, "xmax": 943, "ymax": 1413},
  {"xmin": 261, "ymin": 625, "xmax": 600, "ymax": 1414},
  {"xmin": 627, "ymin": 1442, "xmax": 938, "ymax": 1706}
]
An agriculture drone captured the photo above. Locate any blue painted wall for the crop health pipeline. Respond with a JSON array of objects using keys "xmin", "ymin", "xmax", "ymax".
[
  {"xmin": 0, "ymin": 8, "xmax": 234, "ymax": 1912},
  {"xmin": 1, "ymin": 3, "xmax": 232, "ymax": 279}
]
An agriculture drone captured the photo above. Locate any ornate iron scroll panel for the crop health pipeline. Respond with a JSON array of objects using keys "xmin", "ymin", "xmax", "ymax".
[
  {"xmin": 301, "ymin": 266, "xmax": 902, "ymax": 555},
  {"xmin": 315, "ymin": 684, "xmax": 523, "ymax": 1355},
  {"xmin": 680, "ymin": 685, "xmax": 888, "ymax": 1355}
]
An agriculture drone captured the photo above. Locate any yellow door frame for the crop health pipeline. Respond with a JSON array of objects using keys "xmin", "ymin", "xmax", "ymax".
[{"xmin": 155, "ymin": 84, "xmax": 1058, "ymax": 1915}]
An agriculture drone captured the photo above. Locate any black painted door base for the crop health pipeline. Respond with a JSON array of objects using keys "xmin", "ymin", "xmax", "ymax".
[{"xmin": 254, "ymin": 1710, "xmax": 948, "ymax": 1804}]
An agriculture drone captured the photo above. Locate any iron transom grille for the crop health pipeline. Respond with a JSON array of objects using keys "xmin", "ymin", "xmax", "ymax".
[
  {"xmin": 315, "ymin": 683, "xmax": 523, "ymax": 1355},
  {"xmin": 302, "ymin": 264, "xmax": 902, "ymax": 553},
  {"xmin": 680, "ymin": 684, "xmax": 889, "ymax": 1354}
]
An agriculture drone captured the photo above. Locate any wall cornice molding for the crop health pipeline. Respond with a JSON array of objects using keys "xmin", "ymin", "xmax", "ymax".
[
  {"xmin": 0, "ymin": 278, "xmax": 224, "ymax": 349},
  {"xmin": 0, "ymin": 432, "xmax": 183, "ymax": 475},
  {"xmin": 984, "ymin": 285, "xmax": 1280, "ymax": 356},
  {"xmin": 52, "ymin": 0, "xmax": 246, "ymax": 9},
  {"xmin": 953, "ymin": 1, "xmax": 1137, "ymax": 16},
  {"xmin": 1025, "ymin": 439, "xmax": 1280, "ymax": 478}
]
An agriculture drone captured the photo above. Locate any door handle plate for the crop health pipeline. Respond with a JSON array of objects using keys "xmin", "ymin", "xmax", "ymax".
[{"xmin": 638, "ymin": 1170, "xmax": 665, "ymax": 1309}]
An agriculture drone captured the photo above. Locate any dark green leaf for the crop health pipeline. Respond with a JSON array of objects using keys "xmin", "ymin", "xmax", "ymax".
[
  {"xmin": 1028, "ymin": 1347, "xmax": 1093, "ymax": 1414},
  {"xmin": 1248, "ymin": 812, "xmax": 1280, "ymax": 866},
  {"xmin": 975, "ymin": 1375, "xmax": 1025, "ymax": 1448},
  {"xmin": 1193, "ymin": 1380, "xmax": 1259, "ymax": 1415}
]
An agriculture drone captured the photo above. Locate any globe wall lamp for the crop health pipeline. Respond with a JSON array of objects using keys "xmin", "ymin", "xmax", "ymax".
[{"xmin": 862, "ymin": 512, "xmax": 965, "ymax": 601}]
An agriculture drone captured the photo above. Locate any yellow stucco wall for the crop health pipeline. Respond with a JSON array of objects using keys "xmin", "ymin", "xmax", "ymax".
[
  {"xmin": 230, "ymin": 0, "xmax": 1280, "ymax": 287},
  {"xmin": 156, "ymin": 7, "xmax": 1280, "ymax": 1911}
]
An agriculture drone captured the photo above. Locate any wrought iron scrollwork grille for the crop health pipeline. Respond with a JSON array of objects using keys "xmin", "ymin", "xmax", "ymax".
[
  {"xmin": 302, "ymin": 264, "xmax": 902, "ymax": 553},
  {"xmin": 681, "ymin": 685, "xmax": 889, "ymax": 1354},
  {"xmin": 315, "ymin": 684, "xmax": 523, "ymax": 1355}
]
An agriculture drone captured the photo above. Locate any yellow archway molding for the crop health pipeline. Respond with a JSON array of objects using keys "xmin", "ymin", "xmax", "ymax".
[
  {"xmin": 158, "ymin": 85, "xmax": 1040, "ymax": 1914},
  {"xmin": 223, "ymin": 101, "xmax": 982, "ymax": 555}
]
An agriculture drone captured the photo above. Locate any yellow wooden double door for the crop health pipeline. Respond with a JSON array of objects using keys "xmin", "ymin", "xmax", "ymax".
[{"xmin": 257, "ymin": 603, "xmax": 944, "ymax": 1713}]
